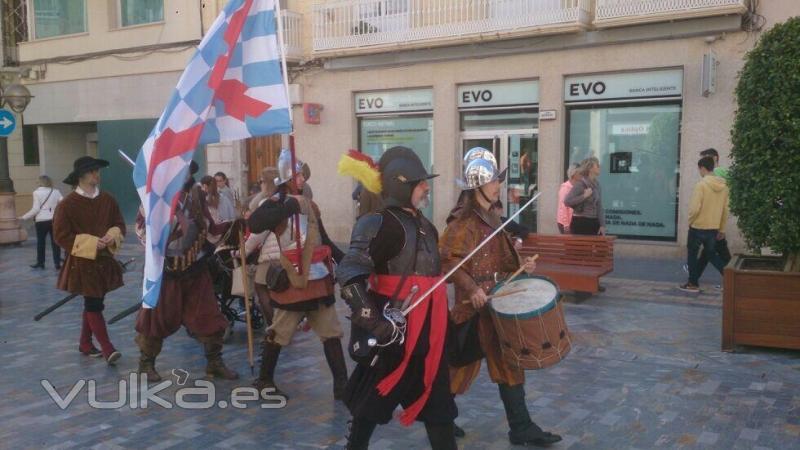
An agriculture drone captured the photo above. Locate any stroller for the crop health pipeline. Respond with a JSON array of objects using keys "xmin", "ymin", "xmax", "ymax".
[{"xmin": 205, "ymin": 224, "xmax": 266, "ymax": 342}]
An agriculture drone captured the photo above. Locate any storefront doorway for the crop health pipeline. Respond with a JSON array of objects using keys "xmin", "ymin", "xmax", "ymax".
[
  {"xmin": 458, "ymin": 80, "xmax": 539, "ymax": 232},
  {"xmin": 460, "ymin": 131, "xmax": 538, "ymax": 232}
]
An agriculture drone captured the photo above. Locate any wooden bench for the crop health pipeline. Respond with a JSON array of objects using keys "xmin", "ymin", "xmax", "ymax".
[{"xmin": 518, "ymin": 234, "xmax": 615, "ymax": 294}]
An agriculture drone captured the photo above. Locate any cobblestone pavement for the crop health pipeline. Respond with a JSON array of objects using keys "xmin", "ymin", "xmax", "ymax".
[{"xmin": 1, "ymin": 237, "xmax": 799, "ymax": 450}]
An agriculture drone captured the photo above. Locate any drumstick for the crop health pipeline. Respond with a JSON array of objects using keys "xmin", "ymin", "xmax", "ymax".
[
  {"xmin": 461, "ymin": 288, "xmax": 527, "ymax": 304},
  {"xmin": 461, "ymin": 255, "xmax": 539, "ymax": 305},
  {"xmin": 508, "ymin": 254, "xmax": 538, "ymax": 283}
]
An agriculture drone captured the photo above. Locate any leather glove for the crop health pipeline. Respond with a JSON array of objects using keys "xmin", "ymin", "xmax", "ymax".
[{"xmin": 341, "ymin": 282, "xmax": 395, "ymax": 343}]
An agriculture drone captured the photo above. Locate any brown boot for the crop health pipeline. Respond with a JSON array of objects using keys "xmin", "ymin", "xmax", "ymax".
[
  {"xmin": 323, "ymin": 338, "xmax": 348, "ymax": 401},
  {"xmin": 254, "ymin": 339, "xmax": 288, "ymax": 400},
  {"xmin": 135, "ymin": 333, "xmax": 163, "ymax": 382},
  {"xmin": 199, "ymin": 332, "xmax": 239, "ymax": 380}
]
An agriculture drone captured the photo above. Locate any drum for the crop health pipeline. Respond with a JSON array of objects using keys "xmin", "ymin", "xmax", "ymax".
[{"xmin": 489, "ymin": 274, "xmax": 571, "ymax": 370}]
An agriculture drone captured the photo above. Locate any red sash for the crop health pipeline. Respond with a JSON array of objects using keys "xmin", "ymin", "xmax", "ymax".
[{"xmin": 368, "ymin": 273, "xmax": 448, "ymax": 426}]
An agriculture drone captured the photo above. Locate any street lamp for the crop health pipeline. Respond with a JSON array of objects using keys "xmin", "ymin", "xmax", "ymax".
[
  {"xmin": 0, "ymin": 81, "xmax": 33, "ymax": 244},
  {"xmin": 1, "ymin": 83, "xmax": 33, "ymax": 113}
]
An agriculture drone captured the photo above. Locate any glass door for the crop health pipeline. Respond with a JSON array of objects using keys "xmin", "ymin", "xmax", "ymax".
[
  {"xmin": 505, "ymin": 133, "xmax": 538, "ymax": 233},
  {"xmin": 460, "ymin": 132, "xmax": 538, "ymax": 233}
]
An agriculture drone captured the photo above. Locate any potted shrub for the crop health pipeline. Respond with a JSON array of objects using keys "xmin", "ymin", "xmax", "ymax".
[{"xmin": 723, "ymin": 17, "xmax": 800, "ymax": 351}]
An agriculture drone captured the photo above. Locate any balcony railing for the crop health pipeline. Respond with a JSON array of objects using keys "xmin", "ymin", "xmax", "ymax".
[
  {"xmin": 313, "ymin": 0, "xmax": 592, "ymax": 53},
  {"xmin": 282, "ymin": 10, "xmax": 304, "ymax": 61},
  {"xmin": 595, "ymin": 0, "xmax": 748, "ymax": 27}
]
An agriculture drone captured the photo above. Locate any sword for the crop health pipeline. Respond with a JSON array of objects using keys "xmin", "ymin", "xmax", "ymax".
[
  {"xmin": 118, "ymin": 149, "xmax": 135, "ymax": 167},
  {"xmin": 108, "ymin": 302, "xmax": 142, "ymax": 325},
  {"xmin": 401, "ymin": 190, "xmax": 542, "ymax": 317},
  {"xmin": 33, "ymin": 258, "xmax": 136, "ymax": 321}
]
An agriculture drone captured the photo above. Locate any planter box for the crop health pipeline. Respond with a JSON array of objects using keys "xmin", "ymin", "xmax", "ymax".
[{"xmin": 722, "ymin": 255, "xmax": 800, "ymax": 351}]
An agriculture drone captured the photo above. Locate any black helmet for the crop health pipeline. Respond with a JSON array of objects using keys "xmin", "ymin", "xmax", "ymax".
[{"xmin": 378, "ymin": 146, "xmax": 437, "ymax": 208}]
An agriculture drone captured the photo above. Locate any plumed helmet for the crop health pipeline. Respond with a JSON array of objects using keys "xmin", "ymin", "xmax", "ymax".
[
  {"xmin": 378, "ymin": 146, "xmax": 438, "ymax": 207},
  {"xmin": 462, "ymin": 154, "xmax": 507, "ymax": 190},
  {"xmin": 275, "ymin": 148, "xmax": 305, "ymax": 186}
]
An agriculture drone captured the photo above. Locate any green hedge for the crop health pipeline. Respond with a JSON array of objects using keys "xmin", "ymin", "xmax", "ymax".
[{"xmin": 730, "ymin": 17, "xmax": 800, "ymax": 257}]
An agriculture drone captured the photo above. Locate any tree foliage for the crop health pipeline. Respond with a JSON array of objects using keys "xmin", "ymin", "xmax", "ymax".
[{"xmin": 730, "ymin": 17, "xmax": 800, "ymax": 257}]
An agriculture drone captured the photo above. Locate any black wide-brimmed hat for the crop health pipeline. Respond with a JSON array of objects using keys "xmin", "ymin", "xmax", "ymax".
[{"xmin": 63, "ymin": 156, "xmax": 110, "ymax": 186}]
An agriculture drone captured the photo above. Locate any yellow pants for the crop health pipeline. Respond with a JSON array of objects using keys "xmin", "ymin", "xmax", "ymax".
[{"xmin": 268, "ymin": 304, "xmax": 343, "ymax": 346}]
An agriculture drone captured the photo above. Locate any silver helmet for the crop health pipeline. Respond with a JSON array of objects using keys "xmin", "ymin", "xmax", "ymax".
[
  {"xmin": 463, "ymin": 147, "xmax": 497, "ymax": 167},
  {"xmin": 461, "ymin": 149, "xmax": 507, "ymax": 190},
  {"xmin": 275, "ymin": 148, "xmax": 305, "ymax": 186}
]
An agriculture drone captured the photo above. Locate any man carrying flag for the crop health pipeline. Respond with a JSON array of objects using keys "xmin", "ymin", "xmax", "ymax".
[
  {"xmin": 132, "ymin": 0, "xmax": 292, "ymax": 379},
  {"xmin": 134, "ymin": 162, "xmax": 239, "ymax": 381}
]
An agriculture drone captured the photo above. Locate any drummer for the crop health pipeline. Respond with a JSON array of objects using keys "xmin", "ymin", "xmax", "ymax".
[{"xmin": 439, "ymin": 148, "xmax": 562, "ymax": 446}]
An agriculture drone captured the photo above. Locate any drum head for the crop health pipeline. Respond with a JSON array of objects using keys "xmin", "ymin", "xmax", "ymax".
[{"xmin": 490, "ymin": 274, "xmax": 559, "ymax": 319}]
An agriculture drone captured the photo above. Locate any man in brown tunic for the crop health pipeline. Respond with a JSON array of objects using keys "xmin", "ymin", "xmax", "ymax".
[
  {"xmin": 134, "ymin": 161, "xmax": 238, "ymax": 382},
  {"xmin": 440, "ymin": 148, "xmax": 561, "ymax": 447},
  {"xmin": 53, "ymin": 156, "xmax": 126, "ymax": 365}
]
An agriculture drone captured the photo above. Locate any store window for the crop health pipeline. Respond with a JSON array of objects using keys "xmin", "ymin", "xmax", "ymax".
[
  {"xmin": 565, "ymin": 69, "xmax": 683, "ymax": 241},
  {"xmin": 32, "ymin": 0, "xmax": 85, "ymax": 39},
  {"xmin": 356, "ymin": 89, "xmax": 434, "ymax": 218},
  {"xmin": 120, "ymin": 0, "xmax": 163, "ymax": 27}
]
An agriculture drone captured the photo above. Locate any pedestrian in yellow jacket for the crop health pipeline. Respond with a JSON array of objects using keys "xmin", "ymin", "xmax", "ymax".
[{"xmin": 680, "ymin": 156, "xmax": 730, "ymax": 292}]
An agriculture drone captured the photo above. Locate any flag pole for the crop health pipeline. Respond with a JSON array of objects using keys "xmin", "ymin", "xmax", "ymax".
[
  {"xmin": 275, "ymin": 0, "xmax": 303, "ymax": 272},
  {"xmin": 275, "ymin": 0, "xmax": 293, "ymax": 126}
]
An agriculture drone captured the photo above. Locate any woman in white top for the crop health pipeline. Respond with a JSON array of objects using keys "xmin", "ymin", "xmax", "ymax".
[{"xmin": 19, "ymin": 175, "xmax": 63, "ymax": 269}]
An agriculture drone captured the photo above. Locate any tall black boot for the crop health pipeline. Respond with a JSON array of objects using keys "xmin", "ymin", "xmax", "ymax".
[
  {"xmin": 498, "ymin": 383, "xmax": 562, "ymax": 446},
  {"xmin": 254, "ymin": 339, "xmax": 288, "ymax": 399},
  {"xmin": 345, "ymin": 418, "xmax": 377, "ymax": 450},
  {"xmin": 424, "ymin": 422, "xmax": 458, "ymax": 450},
  {"xmin": 322, "ymin": 337, "xmax": 348, "ymax": 400}
]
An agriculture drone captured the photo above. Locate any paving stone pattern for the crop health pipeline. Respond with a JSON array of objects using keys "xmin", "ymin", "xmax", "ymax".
[{"xmin": 1, "ymin": 237, "xmax": 798, "ymax": 449}]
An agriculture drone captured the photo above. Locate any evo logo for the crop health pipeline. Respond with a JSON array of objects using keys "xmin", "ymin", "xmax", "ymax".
[
  {"xmin": 461, "ymin": 89, "xmax": 493, "ymax": 104},
  {"xmin": 358, "ymin": 97, "xmax": 384, "ymax": 110},
  {"xmin": 568, "ymin": 81, "xmax": 607, "ymax": 97}
]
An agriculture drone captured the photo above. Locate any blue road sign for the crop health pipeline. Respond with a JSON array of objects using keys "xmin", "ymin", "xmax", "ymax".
[{"xmin": 0, "ymin": 109, "xmax": 16, "ymax": 137}]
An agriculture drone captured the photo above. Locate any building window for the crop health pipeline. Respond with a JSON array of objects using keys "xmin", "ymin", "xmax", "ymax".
[
  {"xmin": 119, "ymin": 0, "xmax": 163, "ymax": 27},
  {"xmin": 31, "ymin": 0, "xmax": 86, "ymax": 39},
  {"xmin": 23, "ymin": 125, "xmax": 39, "ymax": 166},
  {"xmin": 567, "ymin": 103, "xmax": 681, "ymax": 241}
]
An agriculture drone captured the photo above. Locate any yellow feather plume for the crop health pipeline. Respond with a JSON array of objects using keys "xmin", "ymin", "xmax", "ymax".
[{"xmin": 337, "ymin": 153, "xmax": 382, "ymax": 194}]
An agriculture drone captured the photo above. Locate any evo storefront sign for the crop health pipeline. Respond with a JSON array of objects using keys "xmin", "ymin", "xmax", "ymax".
[
  {"xmin": 564, "ymin": 69, "xmax": 683, "ymax": 103},
  {"xmin": 355, "ymin": 89, "xmax": 433, "ymax": 114},
  {"xmin": 458, "ymin": 80, "xmax": 539, "ymax": 109}
]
